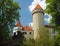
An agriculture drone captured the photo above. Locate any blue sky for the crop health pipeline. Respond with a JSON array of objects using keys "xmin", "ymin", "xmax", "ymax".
[
  {"xmin": 15, "ymin": 0, "xmax": 51, "ymax": 26},
  {"xmin": 15, "ymin": 0, "xmax": 33, "ymax": 26}
]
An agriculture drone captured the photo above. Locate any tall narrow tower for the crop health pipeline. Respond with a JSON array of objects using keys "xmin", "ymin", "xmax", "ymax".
[{"xmin": 32, "ymin": 4, "xmax": 44, "ymax": 40}]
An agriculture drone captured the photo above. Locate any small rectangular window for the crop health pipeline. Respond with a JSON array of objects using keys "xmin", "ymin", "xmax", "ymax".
[
  {"xmin": 25, "ymin": 32, "xmax": 27, "ymax": 34},
  {"xmin": 30, "ymin": 32, "xmax": 31, "ymax": 34}
]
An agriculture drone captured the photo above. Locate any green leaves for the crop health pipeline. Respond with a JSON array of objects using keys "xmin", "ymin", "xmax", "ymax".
[
  {"xmin": 0, "ymin": 0, "xmax": 21, "ymax": 46},
  {"xmin": 13, "ymin": 2, "xmax": 20, "ymax": 9},
  {"xmin": 24, "ymin": 39, "xmax": 35, "ymax": 46},
  {"xmin": 45, "ymin": 0, "xmax": 60, "ymax": 27},
  {"xmin": 45, "ymin": 0, "xmax": 60, "ymax": 46}
]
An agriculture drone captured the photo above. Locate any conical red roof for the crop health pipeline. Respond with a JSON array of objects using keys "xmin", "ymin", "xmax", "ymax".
[
  {"xmin": 33, "ymin": 4, "xmax": 43, "ymax": 10},
  {"xmin": 16, "ymin": 22, "xmax": 22, "ymax": 27}
]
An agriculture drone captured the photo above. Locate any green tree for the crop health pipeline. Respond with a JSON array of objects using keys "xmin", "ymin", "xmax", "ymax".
[
  {"xmin": 24, "ymin": 38, "xmax": 35, "ymax": 46},
  {"xmin": 54, "ymin": 27, "xmax": 60, "ymax": 46},
  {"xmin": 45, "ymin": 0, "xmax": 60, "ymax": 46},
  {"xmin": 35, "ymin": 28, "xmax": 54, "ymax": 46},
  {"xmin": 0, "ymin": 0, "xmax": 20, "ymax": 46},
  {"xmin": 45, "ymin": 0, "xmax": 60, "ymax": 29}
]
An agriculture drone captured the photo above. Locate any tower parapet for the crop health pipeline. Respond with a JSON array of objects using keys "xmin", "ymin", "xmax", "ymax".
[{"xmin": 32, "ymin": 9, "xmax": 44, "ymax": 15}]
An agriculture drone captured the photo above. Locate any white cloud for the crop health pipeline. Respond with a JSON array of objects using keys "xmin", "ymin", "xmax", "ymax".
[
  {"xmin": 29, "ymin": 22, "xmax": 33, "ymax": 27},
  {"xmin": 44, "ymin": 14, "xmax": 52, "ymax": 23},
  {"xmin": 28, "ymin": 0, "xmax": 46, "ymax": 12}
]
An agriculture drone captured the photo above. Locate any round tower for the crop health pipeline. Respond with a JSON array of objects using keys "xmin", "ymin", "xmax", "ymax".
[{"xmin": 32, "ymin": 4, "xmax": 44, "ymax": 40}]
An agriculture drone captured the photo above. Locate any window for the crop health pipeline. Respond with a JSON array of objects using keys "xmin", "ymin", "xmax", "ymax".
[
  {"xmin": 25, "ymin": 32, "xmax": 27, "ymax": 34},
  {"xmin": 30, "ymin": 32, "xmax": 31, "ymax": 34}
]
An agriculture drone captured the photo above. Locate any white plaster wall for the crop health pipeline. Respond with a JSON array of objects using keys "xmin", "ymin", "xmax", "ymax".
[
  {"xmin": 22, "ymin": 31, "xmax": 34, "ymax": 39},
  {"xmin": 13, "ymin": 27, "xmax": 22, "ymax": 33}
]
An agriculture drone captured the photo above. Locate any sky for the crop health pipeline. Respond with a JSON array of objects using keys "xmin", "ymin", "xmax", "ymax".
[{"xmin": 15, "ymin": 0, "xmax": 52, "ymax": 26}]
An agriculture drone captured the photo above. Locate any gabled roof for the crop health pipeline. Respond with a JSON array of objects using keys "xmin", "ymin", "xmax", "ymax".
[
  {"xmin": 16, "ymin": 22, "xmax": 22, "ymax": 27},
  {"xmin": 23, "ymin": 26, "xmax": 32, "ymax": 31},
  {"xmin": 33, "ymin": 4, "xmax": 43, "ymax": 10}
]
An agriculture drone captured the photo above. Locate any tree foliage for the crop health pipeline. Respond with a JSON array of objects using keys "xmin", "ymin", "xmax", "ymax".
[
  {"xmin": 45, "ymin": 0, "xmax": 60, "ymax": 46},
  {"xmin": 45, "ymin": 0, "xmax": 60, "ymax": 28},
  {"xmin": 24, "ymin": 28, "xmax": 54, "ymax": 46},
  {"xmin": 24, "ymin": 38, "xmax": 35, "ymax": 46},
  {"xmin": 35, "ymin": 28, "xmax": 54, "ymax": 46},
  {"xmin": 0, "ymin": 0, "xmax": 20, "ymax": 46}
]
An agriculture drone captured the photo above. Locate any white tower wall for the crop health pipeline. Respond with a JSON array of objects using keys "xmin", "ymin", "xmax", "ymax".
[{"xmin": 32, "ymin": 10, "xmax": 44, "ymax": 40}]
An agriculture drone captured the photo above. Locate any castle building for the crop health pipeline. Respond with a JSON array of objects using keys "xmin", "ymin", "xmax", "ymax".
[
  {"xmin": 13, "ymin": 22, "xmax": 34, "ymax": 39},
  {"xmin": 13, "ymin": 4, "xmax": 56, "ymax": 39}
]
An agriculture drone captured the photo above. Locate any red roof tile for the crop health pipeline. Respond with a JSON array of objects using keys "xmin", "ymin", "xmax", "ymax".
[
  {"xmin": 16, "ymin": 22, "xmax": 22, "ymax": 27},
  {"xmin": 23, "ymin": 26, "xmax": 32, "ymax": 31},
  {"xmin": 33, "ymin": 4, "xmax": 43, "ymax": 10}
]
